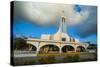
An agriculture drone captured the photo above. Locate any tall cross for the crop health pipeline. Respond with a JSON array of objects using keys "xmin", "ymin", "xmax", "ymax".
[
  {"xmin": 61, "ymin": 10, "xmax": 66, "ymax": 23},
  {"xmin": 61, "ymin": 10, "xmax": 66, "ymax": 33}
]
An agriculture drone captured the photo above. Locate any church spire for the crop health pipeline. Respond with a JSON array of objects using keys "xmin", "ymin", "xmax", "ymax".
[{"xmin": 57, "ymin": 10, "xmax": 67, "ymax": 34}]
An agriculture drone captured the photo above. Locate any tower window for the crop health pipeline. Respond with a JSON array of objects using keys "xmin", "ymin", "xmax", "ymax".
[{"xmin": 62, "ymin": 38, "xmax": 66, "ymax": 41}]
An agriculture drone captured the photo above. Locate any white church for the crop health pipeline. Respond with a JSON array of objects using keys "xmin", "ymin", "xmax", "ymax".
[{"xmin": 25, "ymin": 11, "xmax": 89, "ymax": 54}]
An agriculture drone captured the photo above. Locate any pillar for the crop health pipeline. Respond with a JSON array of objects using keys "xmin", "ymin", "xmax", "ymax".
[
  {"xmin": 74, "ymin": 46, "xmax": 77, "ymax": 52},
  {"xmin": 59, "ymin": 47, "xmax": 62, "ymax": 53},
  {"xmin": 36, "ymin": 47, "xmax": 39, "ymax": 54},
  {"xmin": 36, "ymin": 42, "xmax": 40, "ymax": 54}
]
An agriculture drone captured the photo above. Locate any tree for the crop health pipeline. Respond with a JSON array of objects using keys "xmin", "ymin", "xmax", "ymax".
[{"xmin": 13, "ymin": 38, "xmax": 27, "ymax": 50}]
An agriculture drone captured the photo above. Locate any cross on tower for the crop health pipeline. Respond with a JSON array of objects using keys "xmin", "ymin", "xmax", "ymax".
[
  {"xmin": 61, "ymin": 10, "xmax": 66, "ymax": 33},
  {"xmin": 56, "ymin": 10, "xmax": 67, "ymax": 36},
  {"xmin": 61, "ymin": 10, "xmax": 66, "ymax": 23}
]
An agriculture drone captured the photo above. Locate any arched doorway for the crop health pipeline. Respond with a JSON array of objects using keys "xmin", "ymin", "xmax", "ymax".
[
  {"xmin": 39, "ymin": 44, "xmax": 59, "ymax": 53},
  {"xmin": 62, "ymin": 45, "xmax": 75, "ymax": 52},
  {"xmin": 28, "ymin": 44, "xmax": 37, "ymax": 51},
  {"xmin": 76, "ymin": 46, "xmax": 86, "ymax": 52}
]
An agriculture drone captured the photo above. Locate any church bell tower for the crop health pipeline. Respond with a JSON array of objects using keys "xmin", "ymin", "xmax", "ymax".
[{"xmin": 54, "ymin": 10, "xmax": 69, "ymax": 41}]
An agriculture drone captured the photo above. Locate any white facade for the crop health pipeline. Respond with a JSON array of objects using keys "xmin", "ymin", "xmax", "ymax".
[{"xmin": 26, "ymin": 11, "xmax": 89, "ymax": 53}]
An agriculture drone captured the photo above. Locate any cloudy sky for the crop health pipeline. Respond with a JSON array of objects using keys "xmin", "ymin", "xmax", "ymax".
[{"xmin": 13, "ymin": 2, "xmax": 97, "ymax": 44}]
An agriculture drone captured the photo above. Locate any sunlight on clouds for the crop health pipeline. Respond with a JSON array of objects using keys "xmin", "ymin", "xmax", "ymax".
[
  {"xmin": 69, "ymin": 11, "xmax": 89, "ymax": 25},
  {"xmin": 14, "ymin": 2, "xmax": 94, "ymax": 26},
  {"xmin": 14, "ymin": 2, "xmax": 97, "ymax": 41}
]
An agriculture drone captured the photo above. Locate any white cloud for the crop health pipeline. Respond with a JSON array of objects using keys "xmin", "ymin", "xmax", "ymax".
[
  {"xmin": 14, "ymin": 2, "xmax": 96, "ymax": 27},
  {"xmin": 14, "ymin": 2, "xmax": 75, "ymax": 25},
  {"xmin": 14, "ymin": 2, "xmax": 97, "ymax": 38}
]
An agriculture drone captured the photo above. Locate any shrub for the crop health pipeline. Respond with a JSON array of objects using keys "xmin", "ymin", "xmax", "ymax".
[
  {"xmin": 38, "ymin": 56, "xmax": 55, "ymax": 64},
  {"xmin": 63, "ymin": 55, "xmax": 73, "ymax": 62},
  {"xmin": 72, "ymin": 54, "xmax": 80, "ymax": 61}
]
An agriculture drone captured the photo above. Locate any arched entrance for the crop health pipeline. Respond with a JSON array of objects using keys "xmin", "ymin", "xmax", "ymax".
[
  {"xmin": 28, "ymin": 44, "xmax": 37, "ymax": 51},
  {"xmin": 76, "ymin": 46, "xmax": 86, "ymax": 52},
  {"xmin": 39, "ymin": 44, "xmax": 59, "ymax": 53},
  {"xmin": 62, "ymin": 45, "xmax": 75, "ymax": 52}
]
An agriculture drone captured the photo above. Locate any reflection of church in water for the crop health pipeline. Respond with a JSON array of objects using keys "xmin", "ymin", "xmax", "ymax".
[{"xmin": 26, "ymin": 11, "xmax": 89, "ymax": 54}]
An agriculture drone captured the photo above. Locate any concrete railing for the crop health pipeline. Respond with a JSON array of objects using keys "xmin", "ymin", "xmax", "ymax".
[
  {"xmin": 14, "ymin": 50, "xmax": 36, "ymax": 54},
  {"xmin": 14, "ymin": 50, "xmax": 37, "ymax": 57}
]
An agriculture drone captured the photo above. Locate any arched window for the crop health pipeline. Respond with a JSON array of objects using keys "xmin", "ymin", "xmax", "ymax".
[
  {"xmin": 39, "ymin": 44, "xmax": 59, "ymax": 53},
  {"xmin": 62, "ymin": 45, "xmax": 75, "ymax": 52},
  {"xmin": 28, "ymin": 44, "xmax": 37, "ymax": 51},
  {"xmin": 76, "ymin": 46, "xmax": 86, "ymax": 52}
]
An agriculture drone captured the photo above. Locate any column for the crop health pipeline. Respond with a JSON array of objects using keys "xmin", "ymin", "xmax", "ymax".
[
  {"xmin": 60, "ymin": 48, "xmax": 62, "ymax": 53},
  {"xmin": 36, "ymin": 42, "xmax": 40, "ymax": 54}
]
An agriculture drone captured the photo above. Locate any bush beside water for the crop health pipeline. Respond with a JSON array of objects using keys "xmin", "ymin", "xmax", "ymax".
[{"xmin": 63, "ymin": 54, "xmax": 80, "ymax": 62}]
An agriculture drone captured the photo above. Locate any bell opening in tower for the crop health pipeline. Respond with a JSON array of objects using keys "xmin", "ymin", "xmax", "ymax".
[{"xmin": 62, "ymin": 38, "xmax": 66, "ymax": 41}]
